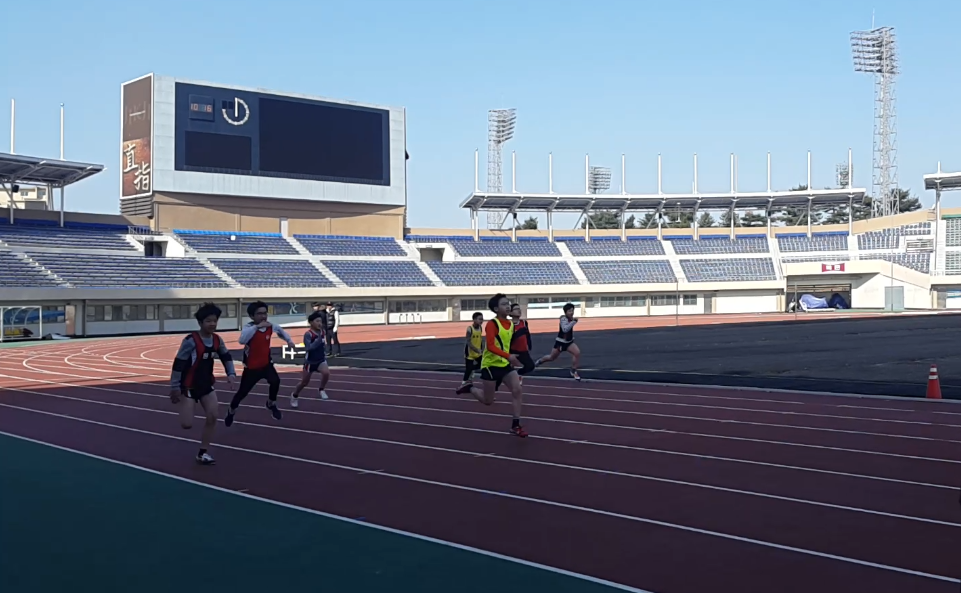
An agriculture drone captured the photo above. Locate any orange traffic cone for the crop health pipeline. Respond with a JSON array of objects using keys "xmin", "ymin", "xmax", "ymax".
[{"xmin": 926, "ymin": 364, "xmax": 942, "ymax": 400}]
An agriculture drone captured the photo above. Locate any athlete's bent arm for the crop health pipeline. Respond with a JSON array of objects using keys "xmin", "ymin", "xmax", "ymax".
[{"xmin": 237, "ymin": 323, "xmax": 259, "ymax": 345}]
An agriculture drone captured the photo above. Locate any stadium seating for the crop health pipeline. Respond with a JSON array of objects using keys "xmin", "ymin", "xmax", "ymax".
[
  {"xmin": 670, "ymin": 236, "xmax": 769, "ymax": 255},
  {"xmin": 579, "ymin": 261, "xmax": 677, "ymax": 284},
  {"xmin": 0, "ymin": 222, "xmax": 137, "ymax": 251},
  {"xmin": 857, "ymin": 229, "xmax": 900, "ymax": 250},
  {"xmin": 448, "ymin": 238, "xmax": 561, "ymax": 258},
  {"xmin": 27, "ymin": 252, "xmax": 228, "ymax": 288},
  {"xmin": 776, "ymin": 233, "xmax": 848, "ymax": 252},
  {"xmin": 859, "ymin": 253, "xmax": 931, "ymax": 274},
  {"xmin": 0, "ymin": 251, "xmax": 63, "ymax": 287},
  {"xmin": 681, "ymin": 258, "xmax": 777, "ymax": 282},
  {"xmin": 427, "ymin": 261, "xmax": 579, "ymax": 286},
  {"xmin": 210, "ymin": 259, "xmax": 334, "ymax": 288},
  {"xmin": 324, "ymin": 260, "xmax": 432, "ymax": 287},
  {"xmin": 296, "ymin": 235, "xmax": 407, "ymax": 257},
  {"xmin": 176, "ymin": 230, "xmax": 298, "ymax": 255},
  {"xmin": 565, "ymin": 238, "xmax": 665, "ymax": 257}
]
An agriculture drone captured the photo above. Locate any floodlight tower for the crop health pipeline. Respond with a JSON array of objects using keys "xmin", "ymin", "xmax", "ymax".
[
  {"xmin": 851, "ymin": 26, "xmax": 899, "ymax": 218},
  {"xmin": 486, "ymin": 108, "xmax": 517, "ymax": 228},
  {"xmin": 836, "ymin": 162, "xmax": 850, "ymax": 189},
  {"xmin": 588, "ymin": 166, "xmax": 612, "ymax": 194}
]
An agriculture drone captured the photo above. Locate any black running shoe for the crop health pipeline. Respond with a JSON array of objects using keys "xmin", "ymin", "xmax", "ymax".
[
  {"xmin": 196, "ymin": 452, "xmax": 216, "ymax": 465},
  {"xmin": 224, "ymin": 409, "xmax": 236, "ymax": 428},
  {"xmin": 456, "ymin": 383, "xmax": 472, "ymax": 395},
  {"xmin": 266, "ymin": 402, "xmax": 283, "ymax": 421}
]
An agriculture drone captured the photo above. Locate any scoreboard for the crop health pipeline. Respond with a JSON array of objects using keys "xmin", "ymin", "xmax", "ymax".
[
  {"xmin": 174, "ymin": 82, "xmax": 391, "ymax": 186},
  {"xmin": 121, "ymin": 74, "xmax": 407, "ymax": 208}
]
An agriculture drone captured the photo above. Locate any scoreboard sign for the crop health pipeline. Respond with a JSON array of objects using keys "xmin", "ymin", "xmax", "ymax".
[
  {"xmin": 173, "ymin": 82, "xmax": 391, "ymax": 187},
  {"xmin": 821, "ymin": 263, "xmax": 846, "ymax": 273}
]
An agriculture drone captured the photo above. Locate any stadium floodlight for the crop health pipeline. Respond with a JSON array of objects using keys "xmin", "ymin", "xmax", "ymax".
[
  {"xmin": 486, "ymin": 108, "xmax": 517, "ymax": 228},
  {"xmin": 836, "ymin": 162, "xmax": 850, "ymax": 189},
  {"xmin": 588, "ymin": 166, "xmax": 612, "ymax": 195},
  {"xmin": 851, "ymin": 26, "xmax": 899, "ymax": 218}
]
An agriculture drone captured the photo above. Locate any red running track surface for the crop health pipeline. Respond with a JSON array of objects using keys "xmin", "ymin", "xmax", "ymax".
[{"xmin": 0, "ymin": 336, "xmax": 959, "ymax": 593}]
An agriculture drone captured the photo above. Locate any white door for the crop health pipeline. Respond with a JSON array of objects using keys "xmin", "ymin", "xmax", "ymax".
[{"xmin": 280, "ymin": 218, "xmax": 289, "ymax": 237}]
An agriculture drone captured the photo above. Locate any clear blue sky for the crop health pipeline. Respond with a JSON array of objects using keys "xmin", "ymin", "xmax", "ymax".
[{"xmin": 2, "ymin": 0, "xmax": 959, "ymax": 229}]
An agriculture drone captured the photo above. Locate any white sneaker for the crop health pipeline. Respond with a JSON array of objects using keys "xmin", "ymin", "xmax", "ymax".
[
  {"xmin": 320, "ymin": 390, "xmax": 329, "ymax": 400},
  {"xmin": 290, "ymin": 397, "xmax": 299, "ymax": 409}
]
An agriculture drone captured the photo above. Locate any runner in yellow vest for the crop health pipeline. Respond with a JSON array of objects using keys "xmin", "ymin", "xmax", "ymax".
[
  {"xmin": 457, "ymin": 293, "xmax": 528, "ymax": 437},
  {"xmin": 460, "ymin": 312, "xmax": 485, "ymax": 387}
]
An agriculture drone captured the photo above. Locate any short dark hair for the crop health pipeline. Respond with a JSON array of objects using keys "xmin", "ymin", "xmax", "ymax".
[
  {"xmin": 246, "ymin": 301, "xmax": 268, "ymax": 318},
  {"xmin": 194, "ymin": 302, "xmax": 222, "ymax": 324},
  {"xmin": 472, "ymin": 311, "xmax": 484, "ymax": 321},
  {"xmin": 510, "ymin": 302, "xmax": 521, "ymax": 312},
  {"xmin": 488, "ymin": 293, "xmax": 508, "ymax": 312},
  {"xmin": 308, "ymin": 311, "xmax": 323, "ymax": 323},
  {"xmin": 563, "ymin": 302, "xmax": 575, "ymax": 313},
  {"xmin": 311, "ymin": 302, "xmax": 323, "ymax": 309}
]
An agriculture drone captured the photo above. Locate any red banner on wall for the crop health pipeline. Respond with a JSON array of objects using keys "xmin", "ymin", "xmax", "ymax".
[{"xmin": 821, "ymin": 263, "xmax": 845, "ymax": 273}]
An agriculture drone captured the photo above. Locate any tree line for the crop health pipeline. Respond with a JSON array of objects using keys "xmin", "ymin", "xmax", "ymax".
[{"xmin": 513, "ymin": 187, "xmax": 923, "ymax": 230}]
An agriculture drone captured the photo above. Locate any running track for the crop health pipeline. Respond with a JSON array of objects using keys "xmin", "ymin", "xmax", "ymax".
[{"xmin": 0, "ymin": 335, "xmax": 959, "ymax": 593}]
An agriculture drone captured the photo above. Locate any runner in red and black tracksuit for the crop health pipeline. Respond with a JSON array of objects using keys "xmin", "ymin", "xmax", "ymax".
[
  {"xmin": 509, "ymin": 303, "xmax": 535, "ymax": 381},
  {"xmin": 169, "ymin": 303, "xmax": 237, "ymax": 465},
  {"xmin": 225, "ymin": 301, "xmax": 296, "ymax": 426}
]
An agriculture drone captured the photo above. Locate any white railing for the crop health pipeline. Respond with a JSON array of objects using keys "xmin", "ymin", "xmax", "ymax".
[{"xmin": 398, "ymin": 313, "xmax": 423, "ymax": 324}]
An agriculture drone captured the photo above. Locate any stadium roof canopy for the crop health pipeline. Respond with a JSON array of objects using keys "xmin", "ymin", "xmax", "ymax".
[
  {"xmin": 461, "ymin": 188, "xmax": 868, "ymax": 213},
  {"xmin": 0, "ymin": 152, "xmax": 104, "ymax": 188},
  {"xmin": 923, "ymin": 170, "xmax": 961, "ymax": 192}
]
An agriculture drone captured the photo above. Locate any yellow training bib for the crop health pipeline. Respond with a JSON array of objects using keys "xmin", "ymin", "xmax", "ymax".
[{"xmin": 481, "ymin": 319, "xmax": 513, "ymax": 369}]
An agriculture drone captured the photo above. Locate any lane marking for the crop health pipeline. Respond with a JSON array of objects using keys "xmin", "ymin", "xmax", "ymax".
[
  {"xmin": 0, "ymin": 410, "xmax": 955, "ymax": 585},
  {"xmin": 1, "ymin": 387, "xmax": 956, "ymax": 527}
]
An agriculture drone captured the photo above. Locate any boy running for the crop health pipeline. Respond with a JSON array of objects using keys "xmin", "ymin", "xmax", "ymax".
[
  {"xmin": 290, "ymin": 310, "xmax": 331, "ymax": 407},
  {"xmin": 535, "ymin": 302, "xmax": 582, "ymax": 381},
  {"xmin": 457, "ymin": 294, "xmax": 528, "ymax": 437},
  {"xmin": 169, "ymin": 302, "xmax": 237, "ymax": 465},
  {"xmin": 225, "ymin": 301, "xmax": 296, "ymax": 426},
  {"xmin": 460, "ymin": 311, "xmax": 485, "ymax": 388},
  {"xmin": 509, "ymin": 303, "xmax": 535, "ymax": 383}
]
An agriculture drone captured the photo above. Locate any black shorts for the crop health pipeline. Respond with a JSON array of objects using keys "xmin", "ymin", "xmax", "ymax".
[
  {"xmin": 303, "ymin": 360, "xmax": 327, "ymax": 374},
  {"xmin": 553, "ymin": 340, "xmax": 573, "ymax": 352},
  {"xmin": 184, "ymin": 386, "xmax": 214, "ymax": 401},
  {"xmin": 481, "ymin": 364, "xmax": 515, "ymax": 390}
]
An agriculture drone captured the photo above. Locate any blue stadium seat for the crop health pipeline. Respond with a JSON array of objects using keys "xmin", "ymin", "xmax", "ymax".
[
  {"xmin": 566, "ymin": 238, "xmax": 665, "ymax": 257},
  {"xmin": 670, "ymin": 236, "xmax": 769, "ymax": 255},
  {"xmin": 210, "ymin": 259, "xmax": 334, "ymax": 288},
  {"xmin": 324, "ymin": 260, "xmax": 431, "ymax": 287},
  {"xmin": 27, "ymin": 252, "xmax": 227, "ymax": 288},
  {"xmin": 859, "ymin": 253, "xmax": 930, "ymax": 273},
  {"xmin": 681, "ymin": 258, "xmax": 777, "ymax": 282},
  {"xmin": 295, "ymin": 235, "xmax": 407, "ymax": 257},
  {"xmin": 176, "ymin": 231, "xmax": 298, "ymax": 255},
  {"xmin": 0, "ymin": 251, "xmax": 63, "ymax": 287},
  {"xmin": 776, "ymin": 233, "xmax": 848, "ymax": 252},
  {"xmin": 579, "ymin": 261, "xmax": 676, "ymax": 284},
  {"xmin": 448, "ymin": 239, "xmax": 561, "ymax": 258},
  {"xmin": 0, "ymin": 222, "xmax": 136, "ymax": 251},
  {"xmin": 427, "ymin": 261, "xmax": 578, "ymax": 286}
]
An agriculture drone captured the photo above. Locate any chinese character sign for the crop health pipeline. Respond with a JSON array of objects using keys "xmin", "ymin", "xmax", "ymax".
[
  {"xmin": 821, "ymin": 263, "xmax": 846, "ymax": 273},
  {"xmin": 121, "ymin": 76, "xmax": 153, "ymax": 198}
]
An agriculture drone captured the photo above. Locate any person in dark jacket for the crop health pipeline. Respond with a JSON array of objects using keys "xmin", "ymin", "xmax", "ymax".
[{"xmin": 324, "ymin": 302, "xmax": 342, "ymax": 356}]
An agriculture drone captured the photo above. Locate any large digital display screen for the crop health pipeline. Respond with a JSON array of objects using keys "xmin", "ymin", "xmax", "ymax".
[{"xmin": 173, "ymin": 82, "xmax": 390, "ymax": 186}]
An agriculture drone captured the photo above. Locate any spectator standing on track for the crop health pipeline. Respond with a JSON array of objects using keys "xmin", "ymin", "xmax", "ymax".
[
  {"xmin": 459, "ymin": 311, "xmax": 485, "ymax": 388},
  {"xmin": 289, "ymin": 310, "xmax": 331, "ymax": 407},
  {"xmin": 225, "ymin": 301, "xmax": 296, "ymax": 426},
  {"xmin": 325, "ymin": 301, "xmax": 342, "ymax": 357},
  {"xmin": 509, "ymin": 303, "xmax": 535, "ymax": 384},
  {"xmin": 169, "ymin": 302, "xmax": 237, "ymax": 465},
  {"xmin": 457, "ymin": 294, "xmax": 528, "ymax": 438},
  {"xmin": 534, "ymin": 302, "xmax": 582, "ymax": 381}
]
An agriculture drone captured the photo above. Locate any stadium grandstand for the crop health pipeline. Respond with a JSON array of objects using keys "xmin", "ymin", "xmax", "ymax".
[{"xmin": 3, "ymin": 73, "xmax": 961, "ymax": 341}]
